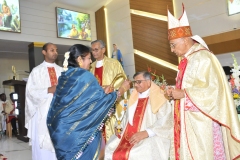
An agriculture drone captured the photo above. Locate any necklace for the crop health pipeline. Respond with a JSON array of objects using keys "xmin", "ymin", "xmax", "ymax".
[{"xmin": 115, "ymin": 91, "xmax": 128, "ymax": 138}]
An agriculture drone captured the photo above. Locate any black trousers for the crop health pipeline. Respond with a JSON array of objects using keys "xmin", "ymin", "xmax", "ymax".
[{"xmin": 10, "ymin": 118, "xmax": 17, "ymax": 133}]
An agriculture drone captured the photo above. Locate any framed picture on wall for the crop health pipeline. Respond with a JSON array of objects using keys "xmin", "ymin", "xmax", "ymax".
[
  {"xmin": 228, "ymin": 0, "xmax": 240, "ymax": 16},
  {"xmin": 0, "ymin": 0, "xmax": 21, "ymax": 33},
  {"xmin": 56, "ymin": 7, "xmax": 91, "ymax": 41}
]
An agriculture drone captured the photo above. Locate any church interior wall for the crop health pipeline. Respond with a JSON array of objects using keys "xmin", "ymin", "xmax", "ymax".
[
  {"xmin": 129, "ymin": 0, "xmax": 177, "ymax": 84},
  {"xmin": 105, "ymin": 0, "xmax": 135, "ymax": 79},
  {"xmin": 0, "ymin": 0, "xmax": 96, "ymax": 46},
  {"xmin": 174, "ymin": 0, "xmax": 240, "ymax": 66},
  {"xmin": 0, "ymin": 0, "xmax": 97, "ymax": 96},
  {"xmin": 0, "ymin": 57, "xmax": 29, "ymax": 97},
  {"xmin": 0, "ymin": 0, "xmax": 240, "ymax": 90}
]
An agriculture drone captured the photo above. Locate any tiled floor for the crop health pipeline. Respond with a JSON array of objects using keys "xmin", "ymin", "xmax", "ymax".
[
  {"xmin": 0, "ymin": 135, "xmax": 31, "ymax": 160},
  {"xmin": 0, "ymin": 116, "xmax": 239, "ymax": 160}
]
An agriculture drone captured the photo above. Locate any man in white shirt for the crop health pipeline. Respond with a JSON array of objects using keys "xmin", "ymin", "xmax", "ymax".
[
  {"xmin": 0, "ymin": 93, "xmax": 7, "ymax": 134},
  {"xmin": 25, "ymin": 42, "xmax": 63, "ymax": 160},
  {"xmin": 105, "ymin": 71, "xmax": 172, "ymax": 160}
]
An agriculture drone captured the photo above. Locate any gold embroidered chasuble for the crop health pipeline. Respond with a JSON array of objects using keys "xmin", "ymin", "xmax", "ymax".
[
  {"xmin": 90, "ymin": 56, "xmax": 126, "ymax": 89},
  {"xmin": 90, "ymin": 56, "xmax": 126, "ymax": 141},
  {"xmin": 170, "ymin": 43, "xmax": 240, "ymax": 160}
]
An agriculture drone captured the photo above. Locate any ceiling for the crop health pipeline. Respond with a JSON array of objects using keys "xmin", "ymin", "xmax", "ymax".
[
  {"xmin": 0, "ymin": 39, "xmax": 71, "ymax": 60},
  {"xmin": 27, "ymin": 0, "xmax": 112, "ymax": 11}
]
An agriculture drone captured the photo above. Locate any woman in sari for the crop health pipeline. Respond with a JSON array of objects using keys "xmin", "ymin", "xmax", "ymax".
[{"xmin": 47, "ymin": 44, "xmax": 130, "ymax": 160}]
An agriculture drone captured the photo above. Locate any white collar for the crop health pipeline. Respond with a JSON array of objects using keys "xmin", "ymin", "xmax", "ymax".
[
  {"xmin": 43, "ymin": 61, "xmax": 55, "ymax": 67},
  {"xmin": 138, "ymin": 88, "xmax": 150, "ymax": 98},
  {"xmin": 184, "ymin": 44, "xmax": 195, "ymax": 58},
  {"xmin": 96, "ymin": 60, "xmax": 103, "ymax": 68},
  {"xmin": 128, "ymin": 88, "xmax": 150, "ymax": 126}
]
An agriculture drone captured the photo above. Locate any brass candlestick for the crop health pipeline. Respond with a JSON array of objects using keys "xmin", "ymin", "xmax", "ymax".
[{"xmin": 12, "ymin": 66, "xmax": 16, "ymax": 80}]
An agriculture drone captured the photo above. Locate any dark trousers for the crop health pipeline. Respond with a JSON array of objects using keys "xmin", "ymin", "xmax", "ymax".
[{"xmin": 10, "ymin": 118, "xmax": 17, "ymax": 133}]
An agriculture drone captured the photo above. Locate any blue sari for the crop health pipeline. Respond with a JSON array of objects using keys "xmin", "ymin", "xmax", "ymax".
[{"xmin": 47, "ymin": 67, "xmax": 117, "ymax": 160}]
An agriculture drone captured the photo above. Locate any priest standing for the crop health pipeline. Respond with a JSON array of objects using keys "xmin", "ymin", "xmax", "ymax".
[
  {"xmin": 90, "ymin": 40, "xmax": 126, "ymax": 141},
  {"xmin": 90, "ymin": 40, "xmax": 126, "ymax": 159},
  {"xmin": 25, "ymin": 42, "xmax": 63, "ymax": 160}
]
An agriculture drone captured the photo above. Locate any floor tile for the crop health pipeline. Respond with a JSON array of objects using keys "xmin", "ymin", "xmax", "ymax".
[{"xmin": 0, "ymin": 135, "xmax": 31, "ymax": 160}]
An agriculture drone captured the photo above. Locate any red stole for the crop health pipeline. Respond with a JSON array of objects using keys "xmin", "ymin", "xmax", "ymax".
[
  {"xmin": 47, "ymin": 67, "xmax": 58, "ymax": 86},
  {"xmin": 174, "ymin": 58, "xmax": 188, "ymax": 160},
  {"xmin": 112, "ymin": 97, "xmax": 149, "ymax": 160},
  {"xmin": 94, "ymin": 66, "xmax": 105, "ymax": 142},
  {"xmin": 94, "ymin": 66, "xmax": 103, "ymax": 86}
]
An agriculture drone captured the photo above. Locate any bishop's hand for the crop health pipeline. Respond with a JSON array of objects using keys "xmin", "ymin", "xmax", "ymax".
[{"xmin": 165, "ymin": 86, "xmax": 174, "ymax": 101}]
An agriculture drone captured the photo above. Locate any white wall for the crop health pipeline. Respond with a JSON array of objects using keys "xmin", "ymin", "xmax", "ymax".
[
  {"xmin": 174, "ymin": 0, "xmax": 240, "ymax": 37},
  {"xmin": 216, "ymin": 51, "xmax": 240, "ymax": 67},
  {"xmin": 0, "ymin": 0, "xmax": 97, "ymax": 46},
  {"xmin": 0, "ymin": 58, "xmax": 29, "ymax": 98},
  {"xmin": 0, "ymin": 0, "xmax": 97, "ymax": 96},
  {"xmin": 105, "ymin": 0, "xmax": 135, "ymax": 80},
  {"xmin": 174, "ymin": 0, "xmax": 240, "ymax": 67}
]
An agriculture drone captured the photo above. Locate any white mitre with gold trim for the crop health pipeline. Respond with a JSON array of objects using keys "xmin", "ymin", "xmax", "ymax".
[{"xmin": 167, "ymin": 4, "xmax": 209, "ymax": 49}]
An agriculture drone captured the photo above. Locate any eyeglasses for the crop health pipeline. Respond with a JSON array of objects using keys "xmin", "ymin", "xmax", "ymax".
[
  {"xmin": 92, "ymin": 47, "xmax": 104, "ymax": 52},
  {"xmin": 132, "ymin": 79, "xmax": 149, "ymax": 85},
  {"xmin": 170, "ymin": 39, "xmax": 183, "ymax": 49}
]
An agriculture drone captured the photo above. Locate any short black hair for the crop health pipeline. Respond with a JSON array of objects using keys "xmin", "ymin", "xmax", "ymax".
[
  {"xmin": 0, "ymin": 93, "xmax": 6, "ymax": 101},
  {"xmin": 0, "ymin": 93, "xmax": 6, "ymax": 96},
  {"xmin": 42, "ymin": 42, "xmax": 54, "ymax": 51},
  {"xmin": 133, "ymin": 71, "xmax": 151, "ymax": 80}
]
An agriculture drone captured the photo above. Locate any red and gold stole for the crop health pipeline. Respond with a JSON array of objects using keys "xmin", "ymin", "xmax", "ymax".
[
  {"xmin": 94, "ymin": 66, "xmax": 105, "ymax": 142},
  {"xmin": 174, "ymin": 58, "xmax": 188, "ymax": 160},
  {"xmin": 47, "ymin": 67, "xmax": 58, "ymax": 86},
  {"xmin": 112, "ymin": 97, "xmax": 149, "ymax": 160},
  {"xmin": 94, "ymin": 66, "xmax": 103, "ymax": 86}
]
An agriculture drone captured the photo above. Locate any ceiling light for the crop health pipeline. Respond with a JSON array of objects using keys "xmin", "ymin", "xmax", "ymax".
[
  {"xmin": 130, "ymin": 9, "xmax": 167, "ymax": 21},
  {"xmin": 134, "ymin": 49, "xmax": 178, "ymax": 71}
]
